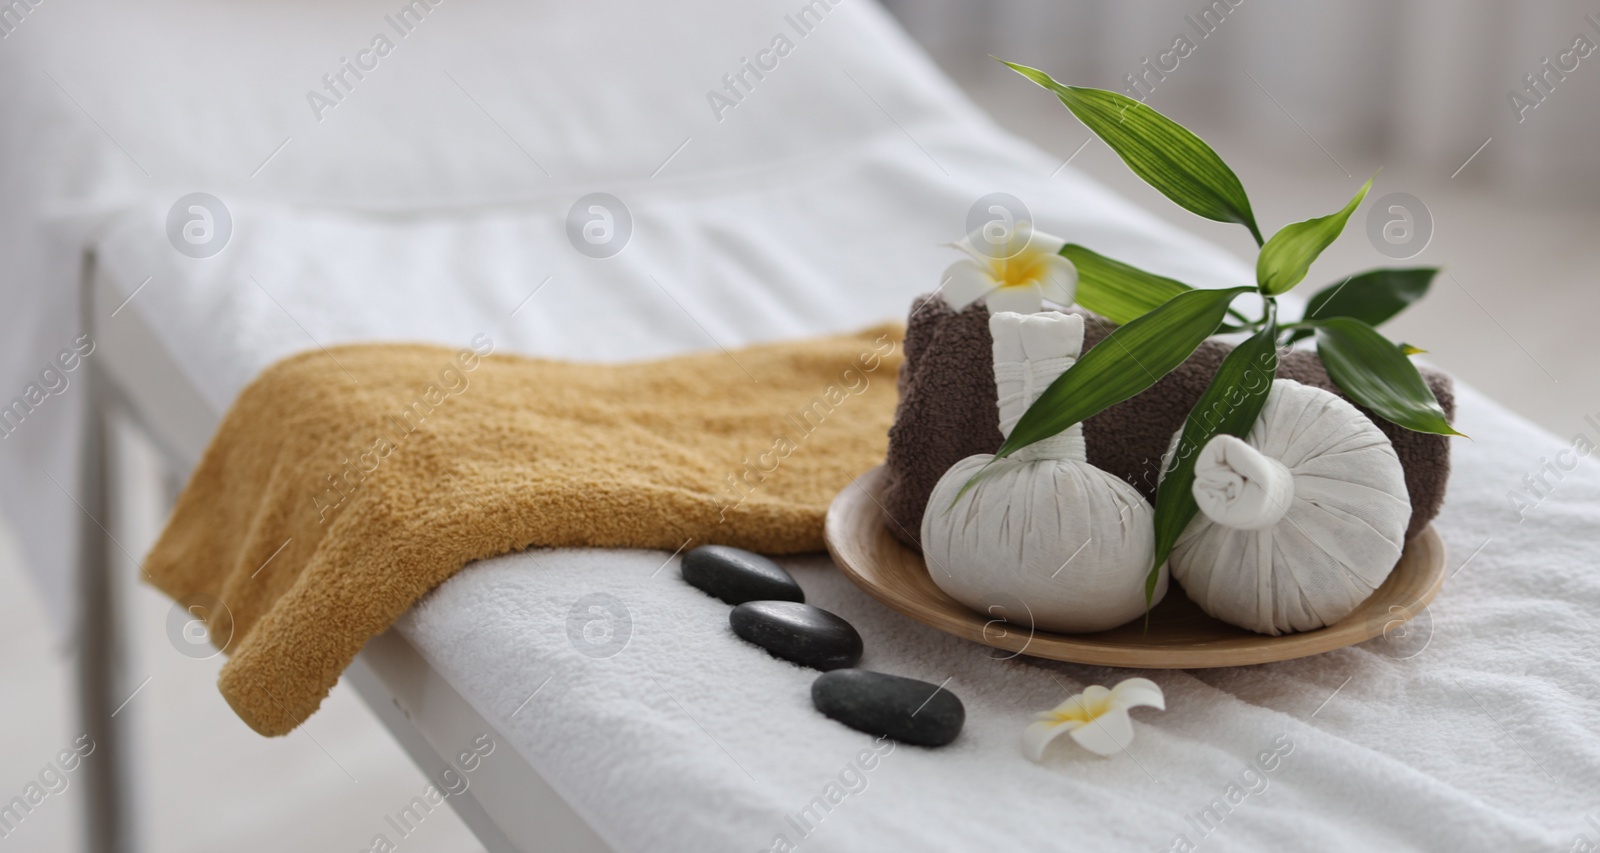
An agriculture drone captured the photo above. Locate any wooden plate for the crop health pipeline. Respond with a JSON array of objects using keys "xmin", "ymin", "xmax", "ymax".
[{"xmin": 825, "ymin": 466, "xmax": 1447, "ymax": 668}]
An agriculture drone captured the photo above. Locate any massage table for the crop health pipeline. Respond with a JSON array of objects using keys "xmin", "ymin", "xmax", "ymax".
[{"xmin": 7, "ymin": 0, "xmax": 1599, "ymax": 850}]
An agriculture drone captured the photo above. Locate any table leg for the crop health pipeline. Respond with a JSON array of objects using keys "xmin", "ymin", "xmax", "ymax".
[{"xmin": 74, "ymin": 362, "xmax": 133, "ymax": 853}]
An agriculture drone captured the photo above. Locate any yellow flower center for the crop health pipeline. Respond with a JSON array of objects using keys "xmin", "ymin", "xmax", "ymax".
[
  {"xmin": 1046, "ymin": 691, "xmax": 1115, "ymax": 726},
  {"xmin": 989, "ymin": 249, "xmax": 1049, "ymax": 289}
]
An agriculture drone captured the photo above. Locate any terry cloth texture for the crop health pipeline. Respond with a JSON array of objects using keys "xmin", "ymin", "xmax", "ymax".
[
  {"xmin": 145, "ymin": 325, "xmax": 903, "ymax": 736},
  {"xmin": 883, "ymin": 295, "xmax": 1453, "ymax": 551}
]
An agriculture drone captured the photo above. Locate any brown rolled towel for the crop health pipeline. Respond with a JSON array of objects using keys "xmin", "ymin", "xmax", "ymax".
[{"xmin": 882, "ymin": 294, "xmax": 1452, "ymax": 550}]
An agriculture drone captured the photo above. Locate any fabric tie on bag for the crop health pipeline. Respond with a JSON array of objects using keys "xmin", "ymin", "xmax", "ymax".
[{"xmin": 1192, "ymin": 435, "xmax": 1295, "ymax": 531}]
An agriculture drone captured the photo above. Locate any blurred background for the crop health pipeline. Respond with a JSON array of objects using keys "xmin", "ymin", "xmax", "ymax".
[
  {"xmin": 883, "ymin": 0, "xmax": 1600, "ymax": 435},
  {"xmin": 4, "ymin": 1, "xmax": 1597, "ymax": 850}
]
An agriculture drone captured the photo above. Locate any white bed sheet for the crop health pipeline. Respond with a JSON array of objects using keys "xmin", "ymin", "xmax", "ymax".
[
  {"xmin": 22, "ymin": 0, "xmax": 1600, "ymax": 850},
  {"xmin": 396, "ymin": 383, "xmax": 1600, "ymax": 852}
]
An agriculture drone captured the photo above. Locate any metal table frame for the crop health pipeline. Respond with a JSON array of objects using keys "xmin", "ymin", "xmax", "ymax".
[{"xmin": 72, "ymin": 255, "xmax": 611, "ymax": 852}]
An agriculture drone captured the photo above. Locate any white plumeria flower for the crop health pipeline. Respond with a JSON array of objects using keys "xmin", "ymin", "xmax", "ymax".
[
  {"xmin": 942, "ymin": 221, "xmax": 1077, "ymax": 314},
  {"xmin": 1022, "ymin": 677, "xmax": 1165, "ymax": 761}
]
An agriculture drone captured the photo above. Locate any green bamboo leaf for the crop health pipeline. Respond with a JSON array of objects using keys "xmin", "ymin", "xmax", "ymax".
[
  {"xmin": 1306, "ymin": 267, "xmax": 1436, "ymax": 325},
  {"xmin": 996, "ymin": 286, "xmax": 1254, "ymax": 459},
  {"xmin": 1003, "ymin": 61, "xmax": 1262, "ymax": 244},
  {"xmin": 1287, "ymin": 267, "xmax": 1437, "ymax": 344},
  {"xmin": 1060, "ymin": 244, "xmax": 1191, "ymax": 325},
  {"xmin": 1147, "ymin": 318, "xmax": 1280, "ymax": 605},
  {"xmin": 1398, "ymin": 342, "xmax": 1427, "ymax": 356},
  {"xmin": 1313, "ymin": 317, "xmax": 1463, "ymax": 436},
  {"xmin": 1257, "ymin": 177, "xmax": 1373, "ymax": 296}
]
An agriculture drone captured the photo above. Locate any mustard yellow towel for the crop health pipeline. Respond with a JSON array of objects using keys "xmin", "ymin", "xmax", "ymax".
[{"xmin": 146, "ymin": 325, "xmax": 903, "ymax": 736}]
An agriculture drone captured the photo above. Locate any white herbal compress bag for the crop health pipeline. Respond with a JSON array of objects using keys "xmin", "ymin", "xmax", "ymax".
[
  {"xmin": 1169, "ymin": 378, "xmax": 1413, "ymax": 635},
  {"xmin": 922, "ymin": 311, "xmax": 1165, "ymax": 634}
]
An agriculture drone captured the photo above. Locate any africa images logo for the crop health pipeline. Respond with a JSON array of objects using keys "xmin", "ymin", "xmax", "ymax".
[{"xmin": 166, "ymin": 193, "xmax": 232, "ymax": 259}]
